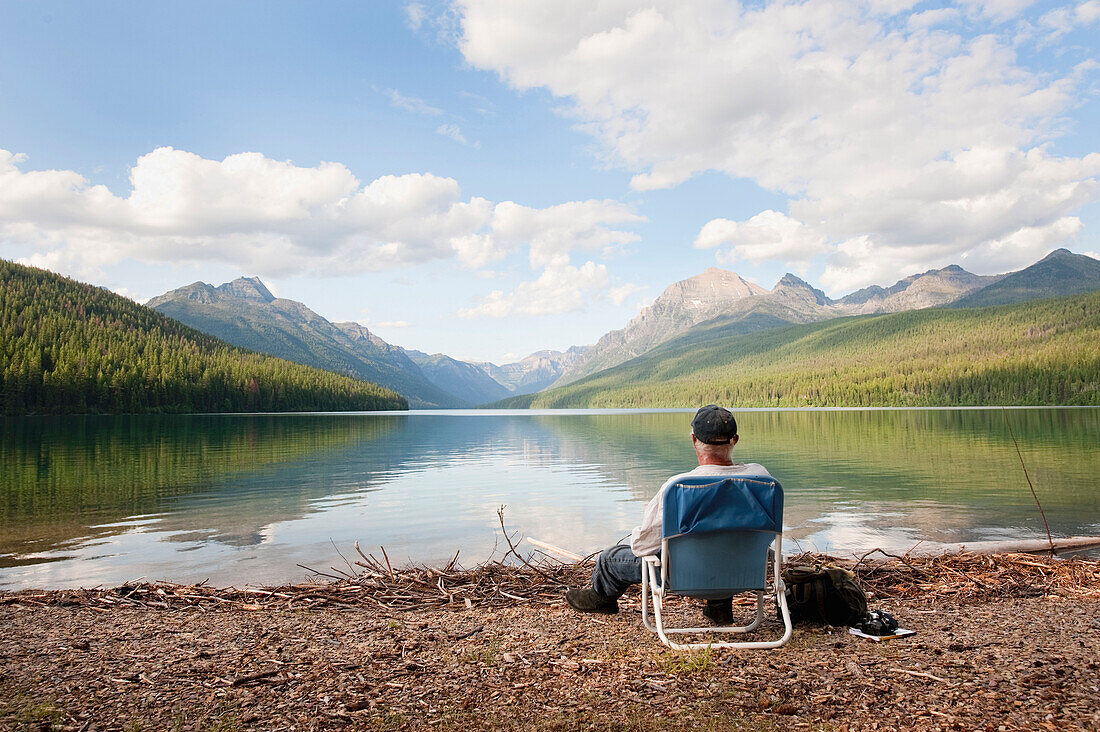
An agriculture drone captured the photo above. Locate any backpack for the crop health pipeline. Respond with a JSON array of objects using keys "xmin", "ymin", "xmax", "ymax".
[{"xmin": 783, "ymin": 565, "xmax": 868, "ymax": 626}]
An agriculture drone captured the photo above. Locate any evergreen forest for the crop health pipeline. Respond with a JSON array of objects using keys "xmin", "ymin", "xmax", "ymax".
[
  {"xmin": 0, "ymin": 260, "xmax": 407, "ymax": 414},
  {"xmin": 496, "ymin": 291, "xmax": 1100, "ymax": 408}
]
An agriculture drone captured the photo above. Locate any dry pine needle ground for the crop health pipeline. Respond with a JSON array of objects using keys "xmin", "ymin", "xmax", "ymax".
[{"xmin": 2, "ymin": 552, "xmax": 1098, "ymax": 731}]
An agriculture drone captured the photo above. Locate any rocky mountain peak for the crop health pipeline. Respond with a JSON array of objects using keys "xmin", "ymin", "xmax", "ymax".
[
  {"xmin": 773, "ymin": 273, "xmax": 830, "ymax": 306},
  {"xmin": 667, "ymin": 268, "xmax": 767, "ymax": 303},
  {"xmin": 145, "ymin": 281, "xmax": 216, "ymax": 307},
  {"xmin": 217, "ymin": 276, "xmax": 275, "ymax": 303},
  {"xmin": 551, "ymin": 269, "xmax": 769, "ymax": 386},
  {"xmin": 836, "ymin": 265, "xmax": 996, "ymax": 314}
]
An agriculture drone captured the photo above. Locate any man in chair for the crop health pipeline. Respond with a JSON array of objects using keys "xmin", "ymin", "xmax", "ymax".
[{"xmin": 565, "ymin": 405, "xmax": 773, "ymax": 625}]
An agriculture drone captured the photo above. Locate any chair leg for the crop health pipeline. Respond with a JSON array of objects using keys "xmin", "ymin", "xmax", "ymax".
[
  {"xmin": 658, "ymin": 590, "xmax": 792, "ymax": 651},
  {"xmin": 645, "ymin": 572, "xmax": 793, "ymax": 649},
  {"xmin": 640, "ymin": 557, "xmax": 677, "ymax": 647},
  {"xmin": 775, "ymin": 584, "xmax": 793, "ymax": 646}
]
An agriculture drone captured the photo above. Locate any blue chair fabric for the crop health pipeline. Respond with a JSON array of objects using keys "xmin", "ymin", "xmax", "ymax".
[
  {"xmin": 660, "ymin": 476, "xmax": 783, "ymax": 598},
  {"xmin": 641, "ymin": 473, "xmax": 792, "ymax": 650}
]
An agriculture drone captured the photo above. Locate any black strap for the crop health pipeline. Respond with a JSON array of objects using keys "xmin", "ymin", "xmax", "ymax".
[{"xmin": 813, "ymin": 577, "xmax": 827, "ymax": 621}]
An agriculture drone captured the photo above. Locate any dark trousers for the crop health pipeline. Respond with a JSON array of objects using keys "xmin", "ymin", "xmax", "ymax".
[
  {"xmin": 590, "ymin": 544, "xmax": 646, "ymax": 598},
  {"xmin": 590, "ymin": 543, "xmax": 732, "ymax": 603}
]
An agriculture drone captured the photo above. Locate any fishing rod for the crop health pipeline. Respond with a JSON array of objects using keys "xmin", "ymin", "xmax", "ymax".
[{"xmin": 1001, "ymin": 407, "xmax": 1054, "ymax": 553}]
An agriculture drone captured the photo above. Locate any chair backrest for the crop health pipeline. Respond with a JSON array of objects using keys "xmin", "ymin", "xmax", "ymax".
[{"xmin": 661, "ymin": 475, "xmax": 783, "ymax": 598}]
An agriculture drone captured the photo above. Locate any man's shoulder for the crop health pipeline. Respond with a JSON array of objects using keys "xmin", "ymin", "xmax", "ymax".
[
  {"xmin": 663, "ymin": 463, "xmax": 773, "ymax": 483},
  {"xmin": 687, "ymin": 463, "xmax": 771, "ymax": 476}
]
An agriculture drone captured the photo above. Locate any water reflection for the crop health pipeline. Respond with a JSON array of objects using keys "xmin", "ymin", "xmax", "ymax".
[{"xmin": 1, "ymin": 408, "xmax": 1097, "ymax": 589}]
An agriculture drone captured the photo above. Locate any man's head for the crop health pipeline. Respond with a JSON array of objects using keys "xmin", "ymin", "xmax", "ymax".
[{"xmin": 691, "ymin": 405, "xmax": 738, "ymax": 463}]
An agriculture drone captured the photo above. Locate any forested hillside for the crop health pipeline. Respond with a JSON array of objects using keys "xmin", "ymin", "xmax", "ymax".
[
  {"xmin": 951, "ymin": 249, "xmax": 1100, "ymax": 308},
  {"xmin": 494, "ymin": 292, "xmax": 1100, "ymax": 408},
  {"xmin": 0, "ymin": 260, "xmax": 407, "ymax": 414},
  {"xmin": 148, "ymin": 279, "xmax": 460, "ymax": 408}
]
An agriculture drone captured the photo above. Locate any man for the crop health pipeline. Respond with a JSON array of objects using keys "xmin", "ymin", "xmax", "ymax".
[{"xmin": 564, "ymin": 405, "xmax": 772, "ymax": 625}]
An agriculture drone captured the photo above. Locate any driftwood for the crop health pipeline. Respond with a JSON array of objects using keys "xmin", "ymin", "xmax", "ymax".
[
  {"xmin": 2, "ymin": 550, "xmax": 1097, "ymax": 612},
  {"xmin": 525, "ymin": 537, "xmax": 584, "ymax": 562},
  {"xmin": 918, "ymin": 535, "xmax": 1100, "ymax": 556}
]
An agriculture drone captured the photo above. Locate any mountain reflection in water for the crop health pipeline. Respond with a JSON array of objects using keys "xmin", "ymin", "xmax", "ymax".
[{"xmin": 1, "ymin": 408, "xmax": 1097, "ymax": 589}]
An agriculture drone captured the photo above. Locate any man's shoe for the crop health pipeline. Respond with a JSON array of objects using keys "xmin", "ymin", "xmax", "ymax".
[
  {"xmin": 702, "ymin": 598, "xmax": 734, "ymax": 625},
  {"xmin": 564, "ymin": 587, "xmax": 619, "ymax": 614}
]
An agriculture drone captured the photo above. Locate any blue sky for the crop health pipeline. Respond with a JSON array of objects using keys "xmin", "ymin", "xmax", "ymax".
[{"xmin": 1, "ymin": 0, "xmax": 1098, "ymax": 363}]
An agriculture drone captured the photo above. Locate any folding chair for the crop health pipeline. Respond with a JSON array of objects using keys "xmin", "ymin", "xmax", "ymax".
[{"xmin": 640, "ymin": 475, "xmax": 792, "ymax": 651}]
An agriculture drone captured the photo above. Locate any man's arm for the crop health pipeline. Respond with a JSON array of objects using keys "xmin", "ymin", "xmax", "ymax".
[{"xmin": 628, "ymin": 472, "xmax": 694, "ymax": 557}]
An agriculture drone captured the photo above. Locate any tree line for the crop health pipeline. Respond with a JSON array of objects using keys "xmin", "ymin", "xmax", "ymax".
[
  {"xmin": 501, "ymin": 291, "xmax": 1100, "ymax": 409},
  {"xmin": 1, "ymin": 260, "xmax": 408, "ymax": 415}
]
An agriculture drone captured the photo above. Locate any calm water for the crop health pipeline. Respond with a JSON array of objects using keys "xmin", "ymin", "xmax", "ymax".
[{"xmin": 1, "ymin": 408, "xmax": 1098, "ymax": 589}]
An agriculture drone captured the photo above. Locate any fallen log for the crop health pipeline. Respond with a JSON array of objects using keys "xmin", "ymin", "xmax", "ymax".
[
  {"xmin": 525, "ymin": 537, "xmax": 584, "ymax": 562},
  {"xmin": 917, "ymin": 536, "xmax": 1100, "ymax": 556}
]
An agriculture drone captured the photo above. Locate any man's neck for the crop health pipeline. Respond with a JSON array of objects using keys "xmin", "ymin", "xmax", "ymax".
[{"xmin": 697, "ymin": 455, "xmax": 736, "ymax": 467}]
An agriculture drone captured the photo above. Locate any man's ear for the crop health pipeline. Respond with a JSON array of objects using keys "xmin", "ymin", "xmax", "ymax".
[{"xmin": 731, "ymin": 434, "xmax": 739, "ymax": 446}]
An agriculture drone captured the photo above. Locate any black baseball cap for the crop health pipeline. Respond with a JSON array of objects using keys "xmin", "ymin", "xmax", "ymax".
[{"xmin": 691, "ymin": 405, "xmax": 738, "ymax": 445}]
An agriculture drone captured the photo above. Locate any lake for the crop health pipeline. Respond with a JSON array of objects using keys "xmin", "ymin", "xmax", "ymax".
[{"xmin": 2, "ymin": 408, "xmax": 1098, "ymax": 590}]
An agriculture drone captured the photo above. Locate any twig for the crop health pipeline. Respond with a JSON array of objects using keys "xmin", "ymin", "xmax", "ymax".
[
  {"xmin": 854, "ymin": 548, "xmax": 925, "ymax": 576},
  {"xmin": 231, "ymin": 669, "xmax": 281, "ymax": 686},
  {"xmin": 496, "ymin": 506, "xmax": 555, "ymax": 582},
  {"xmin": 380, "ymin": 546, "xmax": 395, "ymax": 581},
  {"xmin": 889, "ymin": 667, "xmax": 947, "ymax": 683},
  {"xmin": 331, "ymin": 539, "xmax": 357, "ymax": 577},
  {"xmin": 444, "ymin": 549, "xmax": 461, "ymax": 572},
  {"xmin": 296, "ymin": 564, "xmax": 345, "ymax": 581}
]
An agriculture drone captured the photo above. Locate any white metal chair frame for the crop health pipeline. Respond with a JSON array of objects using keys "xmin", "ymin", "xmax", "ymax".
[{"xmin": 640, "ymin": 533, "xmax": 793, "ymax": 651}]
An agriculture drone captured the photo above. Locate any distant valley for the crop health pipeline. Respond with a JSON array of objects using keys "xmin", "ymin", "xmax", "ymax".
[
  {"xmin": 147, "ymin": 248, "xmax": 1100, "ymax": 409},
  {"xmin": 148, "ymin": 279, "xmax": 587, "ymax": 408}
]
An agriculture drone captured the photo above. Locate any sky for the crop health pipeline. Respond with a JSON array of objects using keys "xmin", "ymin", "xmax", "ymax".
[{"xmin": 1, "ymin": 0, "xmax": 1099, "ymax": 364}]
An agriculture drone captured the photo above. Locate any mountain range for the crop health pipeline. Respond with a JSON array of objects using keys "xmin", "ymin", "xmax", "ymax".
[
  {"xmin": 550, "ymin": 262, "xmax": 1004, "ymax": 385},
  {"xmin": 495, "ymin": 288, "xmax": 1100, "ymax": 409},
  {"xmin": 147, "ymin": 248, "xmax": 1100, "ymax": 407},
  {"xmin": 148, "ymin": 279, "xmax": 586, "ymax": 408}
]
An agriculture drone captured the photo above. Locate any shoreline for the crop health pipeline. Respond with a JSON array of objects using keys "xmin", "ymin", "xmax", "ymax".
[{"xmin": 3, "ymin": 552, "xmax": 1099, "ymax": 730}]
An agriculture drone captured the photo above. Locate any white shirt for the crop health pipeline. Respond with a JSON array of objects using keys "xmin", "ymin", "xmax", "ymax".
[{"xmin": 629, "ymin": 462, "xmax": 772, "ymax": 557}]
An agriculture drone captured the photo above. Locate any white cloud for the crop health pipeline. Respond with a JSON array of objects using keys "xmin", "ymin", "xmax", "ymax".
[
  {"xmin": 489, "ymin": 199, "xmax": 644, "ymax": 268},
  {"xmin": 458, "ymin": 261, "xmax": 610, "ymax": 317},
  {"xmin": 405, "ymin": 2, "xmax": 427, "ymax": 31},
  {"xmin": 16, "ymin": 249, "xmax": 91, "ymax": 277},
  {"xmin": 1033, "ymin": 2, "xmax": 1100, "ymax": 44},
  {"xmin": 454, "ymin": 0, "xmax": 1100, "ymax": 292},
  {"xmin": 436, "ymin": 122, "xmax": 476, "ymax": 146},
  {"xmin": 377, "ymin": 320, "xmax": 412, "ymax": 328},
  {"xmin": 1079, "ymin": 1, "xmax": 1100, "ymax": 24},
  {"xmin": 694, "ymin": 210, "xmax": 829, "ymax": 270},
  {"xmin": 387, "ymin": 89, "xmax": 444, "ymax": 116},
  {"xmin": 109, "ymin": 286, "xmax": 140, "ymax": 302},
  {"xmin": 0, "ymin": 147, "xmax": 642, "ymax": 284},
  {"xmin": 906, "ymin": 7, "xmax": 961, "ymax": 30},
  {"xmin": 606, "ymin": 282, "xmax": 644, "ymax": 305},
  {"xmin": 958, "ymin": 0, "xmax": 1034, "ymax": 23}
]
